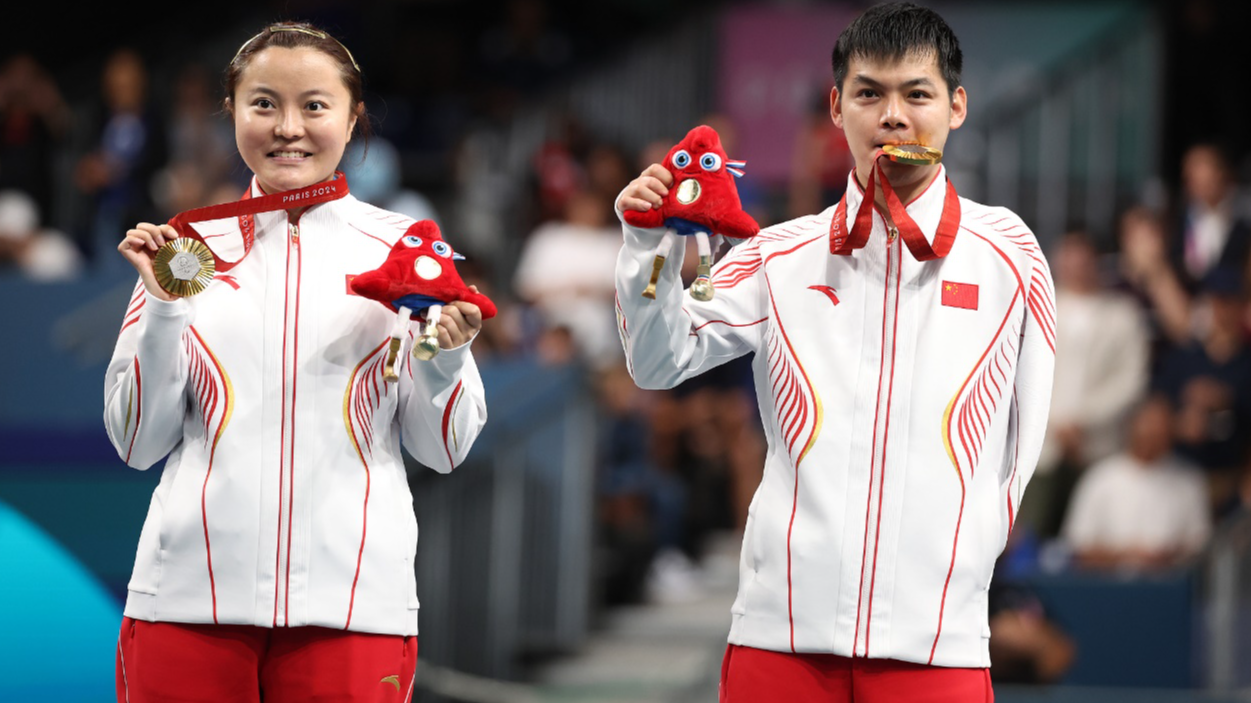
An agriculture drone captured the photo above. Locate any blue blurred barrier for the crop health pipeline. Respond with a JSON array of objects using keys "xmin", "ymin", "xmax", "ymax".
[
  {"xmin": 1020, "ymin": 570, "xmax": 1195, "ymax": 685},
  {"xmin": 1022, "ymin": 570, "xmax": 1196, "ymax": 688}
]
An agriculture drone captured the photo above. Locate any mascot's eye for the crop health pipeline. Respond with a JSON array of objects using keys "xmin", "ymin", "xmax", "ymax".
[
  {"xmin": 432, "ymin": 241, "xmax": 452, "ymax": 258},
  {"xmin": 699, "ymin": 153, "xmax": 722, "ymax": 171},
  {"xmin": 672, "ymin": 150, "xmax": 692, "ymax": 168},
  {"xmin": 402, "ymin": 235, "xmax": 423, "ymax": 248}
]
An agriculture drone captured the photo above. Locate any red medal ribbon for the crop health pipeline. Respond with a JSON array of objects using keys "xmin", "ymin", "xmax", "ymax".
[
  {"xmin": 829, "ymin": 154, "xmax": 959, "ymax": 261},
  {"xmin": 166, "ymin": 171, "xmax": 350, "ymax": 272}
]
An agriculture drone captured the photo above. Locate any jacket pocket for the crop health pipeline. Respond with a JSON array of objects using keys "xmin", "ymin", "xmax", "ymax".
[{"xmin": 127, "ymin": 492, "xmax": 165, "ymax": 595}]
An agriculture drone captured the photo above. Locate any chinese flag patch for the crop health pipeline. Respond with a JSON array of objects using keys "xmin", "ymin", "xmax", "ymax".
[
  {"xmin": 941, "ymin": 281, "xmax": 978, "ymax": 310},
  {"xmin": 345, "ymin": 274, "xmax": 360, "ymax": 296}
]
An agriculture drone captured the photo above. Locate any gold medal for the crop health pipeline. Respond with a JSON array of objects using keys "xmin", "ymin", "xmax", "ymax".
[
  {"xmin": 154, "ymin": 238, "xmax": 216, "ymax": 297},
  {"xmin": 675, "ymin": 179, "xmax": 702, "ymax": 205},
  {"xmin": 882, "ymin": 143, "xmax": 943, "ymax": 166}
]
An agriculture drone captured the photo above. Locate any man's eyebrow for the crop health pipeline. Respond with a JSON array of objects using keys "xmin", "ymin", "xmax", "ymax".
[
  {"xmin": 850, "ymin": 74, "xmax": 884, "ymax": 90},
  {"xmin": 849, "ymin": 75, "xmax": 936, "ymax": 90}
]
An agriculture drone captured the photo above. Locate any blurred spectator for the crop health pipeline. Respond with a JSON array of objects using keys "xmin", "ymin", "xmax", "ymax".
[
  {"xmin": 167, "ymin": 63, "xmax": 236, "ymax": 186},
  {"xmin": 451, "ymin": 125, "xmax": 517, "ymax": 262},
  {"xmin": 513, "ymin": 188, "xmax": 622, "ymax": 370},
  {"xmin": 1029, "ymin": 232, "xmax": 1148, "ymax": 537},
  {"xmin": 584, "ymin": 142, "xmax": 633, "ymax": 211},
  {"xmin": 1153, "ymin": 266, "xmax": 1251, "ymax": 509},
  {"xmin": 341, "ymin": 138, "xmax": 440, "ymax": 223},
  {"xmin": 1117, "ymin": 205, "xmax": 1193, "ymax": 345},
  {"xmin": 1172, "ymin": 143, "xmax": 1251, "ymax": 288},
  {"xmin": 1217, "ymin": 454, "xmax": 1251, "ymax": 519},
  {"xmin": 595, "ymin": 365, "xmax": 696, "ymax": 605},
  {"xmin": 0, "ymin": 54, "xmax": 68, "ymax": 225},
  {"xmin": 987, "ymin": 577, "xmax": 1075, "ymax": 684},
  {"xmin": 1062, "ymin": 395, "xmax": 1212, "ymax": 573},
  {"xmin": 72, "ymin": 48, "xmax": 167, "ymax": 258},
  {"xmin": 454, "ymin": 259, "xmax": 523, "ymax": 363},
  {"xmin": 0, "ymin": 189, "xmax": 82, "ymax": 281},
  {"xmin": 788, "ymin": 89, "xmax": 854, "ymax": 220},
  {"xmin": 151, "ymin": 62, "xmax": 239, "ymax": 215},
  {"xmin": 530, "ymin": 113, "xmax": 590, "ymax": 225},
  {"xmin": 478, "ymin": 0, "xmax": 573, "ymax": 96},
  {"xmin": 650, "ymin": 361, "xmax": 764, "ymax": 536}
]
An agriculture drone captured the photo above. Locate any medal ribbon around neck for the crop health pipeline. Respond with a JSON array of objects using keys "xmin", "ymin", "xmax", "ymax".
[
  {"xmin": 153, "ymin": 172, "xmax": 350, "ymax": 296},
  {"xmin": 829, "ymin": 152, "xmax": 960, "ymax": 261}
]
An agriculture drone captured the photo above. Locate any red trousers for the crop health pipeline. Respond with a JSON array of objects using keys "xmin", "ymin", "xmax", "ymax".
[
  {"xmin": 115, "ymin": 617, "xmax": 418, "ymax": 702},
  {"xmin": 719, "ymin": 644, "xmax": 993, "ymax": 703}
]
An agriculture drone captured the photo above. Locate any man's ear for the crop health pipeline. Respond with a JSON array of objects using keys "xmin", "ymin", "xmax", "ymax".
[
  {"xmin": 949, "ymin": 86, "xmax": 967, "ymax": 131},
  {"xmin": 829, "ymin": 86, "xmax": 844, "ymax": 129}
]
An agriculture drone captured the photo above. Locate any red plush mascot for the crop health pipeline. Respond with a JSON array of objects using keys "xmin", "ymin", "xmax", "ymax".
[
  {"xmin": 352, "ymin": 220, "xmax": 496, "ymax": 380},
  {"xmin": 622, "ymin": 124, "xmax": 760, "ymax": 300}
]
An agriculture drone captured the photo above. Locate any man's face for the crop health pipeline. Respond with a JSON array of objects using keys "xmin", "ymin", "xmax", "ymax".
[
  {"xmin": 830, "ymin": 50, "xmax": 966, "ymax": 195},
  {"xmin": 1183, "ymin": 146, "xmax": 1229, "ymax": 208}
]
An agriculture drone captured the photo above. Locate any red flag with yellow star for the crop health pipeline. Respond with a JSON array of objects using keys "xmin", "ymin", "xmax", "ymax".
[{"xmin": 941, "ymin": 281, "xmax": 978, "ymax": 310}]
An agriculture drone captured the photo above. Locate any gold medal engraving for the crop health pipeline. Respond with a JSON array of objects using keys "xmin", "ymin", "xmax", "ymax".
[
  {"xmin": 154, "ymin": 238, "xmax": 216, "ymax": 297},
  {"xmin": 882, "ymin": 143, "xmax": 943, "ymax": 166}
]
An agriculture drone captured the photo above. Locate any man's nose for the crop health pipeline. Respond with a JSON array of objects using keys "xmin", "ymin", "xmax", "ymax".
[{"xmin": 880, "ymin": 94, "xmax": 908, "ymax": 130}]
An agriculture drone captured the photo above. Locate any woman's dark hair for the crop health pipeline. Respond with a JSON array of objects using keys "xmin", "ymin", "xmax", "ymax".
[
  {"xmin": 223, "ymin": 21, "xmax": 371, "ymax": 141},
  {"xmin": 831, "ymin": 2, "xmax": 963, "ymax": 98}
]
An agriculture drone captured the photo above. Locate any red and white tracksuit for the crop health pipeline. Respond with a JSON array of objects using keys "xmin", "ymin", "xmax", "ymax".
[
  {"xmin": 614, "ymin": 167, "xmax": 1055, "ymax": 668},
  {"xmin": 103, "ymin": 178, "xmax": 487, "ymax": 637}
]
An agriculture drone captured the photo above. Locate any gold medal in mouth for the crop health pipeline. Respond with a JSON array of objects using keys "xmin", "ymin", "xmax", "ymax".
[
  {"xmin": 676, "ymin": 178, "xmax": 701, "ymax": 205},
  {"xmin": 154, "ymin": 238, "xmax": 216, "ymax": 297},
  {"xmin": 881, "ymin": 143, "xmax": 943, "ymax": 166}
]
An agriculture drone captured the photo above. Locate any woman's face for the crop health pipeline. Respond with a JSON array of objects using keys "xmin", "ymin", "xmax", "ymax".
[{"xmin": 232, "ymin": 46, "xmax": 357, "ymax": 194}]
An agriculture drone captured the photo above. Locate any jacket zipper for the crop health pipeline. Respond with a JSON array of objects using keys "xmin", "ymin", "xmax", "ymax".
[
  {"xmin": 856, "ymin": 225, "xmax": 902, "ymax": 656},
  {"xmin": 276, "ymin": 219, "xmax": 302, "ymax": 625}
]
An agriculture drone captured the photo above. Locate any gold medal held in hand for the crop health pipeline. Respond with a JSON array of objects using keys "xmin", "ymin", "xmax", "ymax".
[
  {"xmin": 882, "ymin": 142, "xmax": 943, "ymax": 166},
  {"xmin": 154, "ymin": 238, "xmax": 216, "ymax": 297}
]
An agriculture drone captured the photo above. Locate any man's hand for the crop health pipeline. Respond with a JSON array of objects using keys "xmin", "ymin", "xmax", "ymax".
[{"xmin": 616, "ymin": 164, "xmax": 672, "ymax": 214}]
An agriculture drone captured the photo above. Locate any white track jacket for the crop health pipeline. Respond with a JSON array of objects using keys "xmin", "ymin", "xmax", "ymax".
[
  {"xmin": 104, "ymin": 181, "xmax": 486, "ymax": 636},
  {"xmin": 614, "ymin": 168, "xmax": 1055, "ymax": 668}
]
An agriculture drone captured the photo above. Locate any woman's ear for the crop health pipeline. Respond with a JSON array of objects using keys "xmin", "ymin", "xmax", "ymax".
[{"xmin": 347, "ymin": 103, "xmax": 363, "ymax": 141}]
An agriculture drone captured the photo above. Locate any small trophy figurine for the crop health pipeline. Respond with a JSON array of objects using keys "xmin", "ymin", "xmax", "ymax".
[
  {"xmin": 622, "ymin": 125, "xmax": 760, "ymax": 301},
  {"xmin": 351, "ymin": 220, "xmax": 497, "ymax": 381}
]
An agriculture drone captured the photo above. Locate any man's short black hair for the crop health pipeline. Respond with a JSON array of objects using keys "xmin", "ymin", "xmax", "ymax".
[{"xmin": 831, "ymin": 2, "xmax": 963, "ymax": 98}]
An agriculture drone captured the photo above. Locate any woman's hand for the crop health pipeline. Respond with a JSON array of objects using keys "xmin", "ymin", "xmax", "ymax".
[
  {"xmin": 615, "ymin": 164, "xmax": 672, "ymax": 214},
  {"xmin": 437, "ymin": 286, "xmax": 485, "ymax": 348},
  {"xmin": 118, "ymin": 223, "xmax": 180, "ymax": 301}
]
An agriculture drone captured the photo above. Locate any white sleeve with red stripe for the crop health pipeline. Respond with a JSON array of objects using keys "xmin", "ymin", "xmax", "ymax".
[
  {"xmin": 103, "ymin": 286, "xmax": 194, "ymax": 470},
  {"xmin": 1009, "ymin": 234, "xmax": 1056, "ymax": 498},
  {"xmin": 614, "ymin": 219, "xmax": 766, "ymax": 390},
  {"xmin": 398, "ymin": 339, "xmax": 486, "ymax": 473}
]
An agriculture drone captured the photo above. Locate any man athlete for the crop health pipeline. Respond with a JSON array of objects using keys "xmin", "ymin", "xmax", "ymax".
[{"xmin": 613, "ymin": 3, "xmax": 1055, "ymax": 701}]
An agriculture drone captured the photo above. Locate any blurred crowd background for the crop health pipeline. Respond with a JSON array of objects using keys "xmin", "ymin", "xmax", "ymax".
[{"xmin": 3, "ymin": 0, "xmax": 1251, "ymax": 701}]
